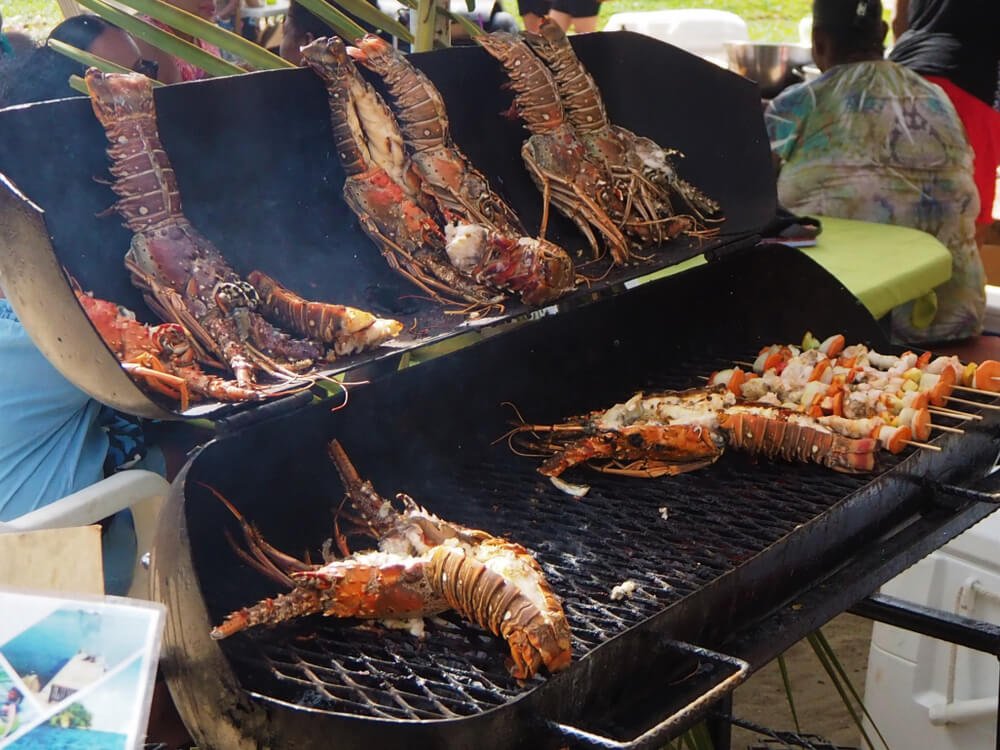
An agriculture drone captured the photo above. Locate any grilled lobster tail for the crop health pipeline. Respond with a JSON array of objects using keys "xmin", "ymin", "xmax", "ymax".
[
  {"xmin": 349, "ymin": 34, "xmax": 527, "ymax": 236},
  {"xmin": 428, "ymin": 542, "xmax": 572, "ymax": 680},
  {"xmin": 717, "ymin": 411, "xmax": 878, "ymax": 473},
  {"xmin": 85, "ymin": 69, "xmax": 340, "ymax": 386},
  {"xmin": 84, "ymin": 71, "xmax": 182, "ymax": 233},
  {"xmin": 247, "ymin": 271, "xmax": 403, "ymax": 356}
]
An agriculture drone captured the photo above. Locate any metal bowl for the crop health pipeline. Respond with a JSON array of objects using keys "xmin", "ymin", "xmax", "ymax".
[{"xmin": 724, "ymin": 41, "xmax": 813, "ymax": 97}]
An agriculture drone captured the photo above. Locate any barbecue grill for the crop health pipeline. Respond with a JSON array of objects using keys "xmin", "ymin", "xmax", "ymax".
[
  {"xmin": 0, "ymin": 32, "xmax": 997, "ymax": 750},
  {"xmin": 0, "ymin": 32, "xmax": 770, "ymax": 419}
]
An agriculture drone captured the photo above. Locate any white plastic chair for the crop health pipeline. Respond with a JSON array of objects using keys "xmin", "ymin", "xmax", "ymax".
[
  {"xmin": 603, "ymin": 9, "xmax": 749, "ymax": 67},
  {"xmin": 0, "ymin": 470, "xmax": 170, "ymax": 599}
]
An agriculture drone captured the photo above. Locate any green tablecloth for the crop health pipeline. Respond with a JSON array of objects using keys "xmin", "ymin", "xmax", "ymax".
[{"xmin": 647, "ymin": 216, "xmax": 953, "ymax": 319}]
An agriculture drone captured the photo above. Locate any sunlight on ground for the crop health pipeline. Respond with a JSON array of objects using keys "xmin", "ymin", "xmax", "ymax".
[{"xmin": 3, "ymin": 0, "xmax": 813, "ymax": 41}]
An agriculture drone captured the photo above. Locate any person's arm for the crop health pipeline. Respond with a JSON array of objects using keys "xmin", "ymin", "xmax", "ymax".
[
  {"xmin": 134, "ymin": 37, "xmax": 182, "ymax": 84},
  {"xmin": 215, "ymin": 0, "xmax": 239, "ymax": 21}
]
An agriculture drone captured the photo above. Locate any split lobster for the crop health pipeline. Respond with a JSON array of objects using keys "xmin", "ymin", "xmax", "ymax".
[
  {"xmin": 477, "ymin": 28, "xmax": 721, "ymax": 261},
  {"xmin": 509, "ymin": 385, "xmax": 878, "ymax": 494},
  {"xmin": 309, "ymin": 35, "xmax": 576, "ymax": 308},
  {"xmin": 522, "ymin": 19, "xmax": 721, "ymax": 228},
  {"xmin": 84, "ymin": 70, "xmax": 402, "ymax": 391},
  {"xmin": 475, "ymin": 32, "xmax": 632, "ymax": 264},
  {"xmin": 74, "ymin": 284, "xmax": 257, "ymax": 409},
  {"xmin": 211, "ymin": 439, "xmax": 572, "ymax": 680}
]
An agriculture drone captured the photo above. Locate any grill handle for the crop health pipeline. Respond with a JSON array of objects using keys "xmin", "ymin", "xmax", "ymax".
[
  {"xmin": 545, "ymin": 640, "xmax": 749, "ymax": 750},
  {"xmin": 926, "ymin": 480, "xmax": 1000, "ymax": 504}
]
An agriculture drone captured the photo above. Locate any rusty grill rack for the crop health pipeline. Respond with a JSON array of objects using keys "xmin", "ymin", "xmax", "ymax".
[{"xmin": 197, "ymin": 352, "xmax": 927, "ymax": 722}]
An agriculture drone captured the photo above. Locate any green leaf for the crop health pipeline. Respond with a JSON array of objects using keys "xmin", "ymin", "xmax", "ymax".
[
  {"xmin": 776, "ymin": 654, "xmax": 801, "ymax": 734},
  {"xmin": 291, "ymin": 0, "xmax": 371, "ymax": 45},
  {"xmin": 395, "ymin": 0, "xmax": 481, "ymax": 39},
  {"xmin": 49, "ymin": 39, "xmax": 165, "ymax": 84},
  {"xmin": 806, "ymin": 631, "xmax": 889, "ymax": 750},
  {"xmin": 302, "ymin": 0, "xmax": 413, "ymax": 43},
  {"xmin": 114, "ymin": 0, "xmax": 294, "ymax": 69},
  {"xmin": 74, "ymin": 0, "xmax": 245, "ymax": 77},
  {"xmin": 69, "ymin": 74, "xmax": 89, "ymax": 95},
  {"xmin": 412, "ymin": 0, "xmax": 437, "ymax": 52},
  {"xmin": 811, "ymin": 629, "xmax": 892, "ymax": 750}
]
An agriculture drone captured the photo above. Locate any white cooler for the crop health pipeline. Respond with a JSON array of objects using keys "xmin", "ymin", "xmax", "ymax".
[{"xmin": 863, "ymin": 510, "xmax": 1000, "ymax": 750}]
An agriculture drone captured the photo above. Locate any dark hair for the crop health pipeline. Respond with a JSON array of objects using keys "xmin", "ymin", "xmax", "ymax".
[
  {"xmin": 286, "ymin": 1, "xmax": 338, "ymax": 41},
  {"xmin": 47, "ymin": 14, "xmax": 117, "ymax": 50},
  {"xmin": 0, "ymin": 15, "xmax": 124, "ymax": 108},
  {"xmin": 813, "ymin": 0, "xmax": 885, "ymax": 58}
]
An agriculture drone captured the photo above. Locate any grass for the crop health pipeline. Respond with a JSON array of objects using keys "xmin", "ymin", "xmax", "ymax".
[{"xmin": 4, "ymin": 0, "xmax": 812, "ymax": 41}]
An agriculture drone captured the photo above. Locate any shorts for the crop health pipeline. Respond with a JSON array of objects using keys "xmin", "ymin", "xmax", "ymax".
[
  {"xmin": 517, "ymin": 0, "xmax": 550, "ymax": 17},
  {"xmin": 550, "ymin": 0, "xmax": 599, "ymax": 17}
]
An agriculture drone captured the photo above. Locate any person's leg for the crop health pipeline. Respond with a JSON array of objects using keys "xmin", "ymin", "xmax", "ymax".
[
  {"xmin": 572, "ymin": 15, "xmax": 598, "ymax": 32},
  {"xmin": 547, "ymin": 9, "xmax": 573, "ymax": 30}
]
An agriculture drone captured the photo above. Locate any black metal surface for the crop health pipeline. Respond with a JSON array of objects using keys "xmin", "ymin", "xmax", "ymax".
[
  {"xmin": 0, "ymin": 33, "xmax": 774, "ymax": 419},
  {"xmin": 159, "ymin": 245, "xmax": 1000, "ymax": 748},
  {"xmin": 850, "ymin": 592, "xmax": 1000, "ymax": 656}
]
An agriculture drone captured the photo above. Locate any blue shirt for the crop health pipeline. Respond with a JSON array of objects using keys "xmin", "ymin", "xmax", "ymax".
[{"xmin": 0, "ymin": 300, "xmax": 108, "ymax": 521}]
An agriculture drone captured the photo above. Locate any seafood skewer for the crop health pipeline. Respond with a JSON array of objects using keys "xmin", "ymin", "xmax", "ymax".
[
  {"xmin": 211, "ymin": 439, "xmax": 572, "ymax": 680},
  {"xmin": 85, "ymin": 69, "xmax": 402, "ymax": 388},
  {"xmin": 346, "ymin": 35, "xmax": 576, "ymax": 306}
]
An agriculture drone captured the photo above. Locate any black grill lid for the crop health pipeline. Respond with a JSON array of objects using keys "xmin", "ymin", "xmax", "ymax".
[{"xmin": 0, "ymin": 32, "xmax": 776, "ymax": 419}]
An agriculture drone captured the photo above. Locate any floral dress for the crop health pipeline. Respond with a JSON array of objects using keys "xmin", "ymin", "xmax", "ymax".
[
  {"xmin": 141, "ymin": 15, "xmax": 223, "ymax": 81},
  {"xmin": 765, "ymin": 60, "xmax": 985, "ymax": 344}
]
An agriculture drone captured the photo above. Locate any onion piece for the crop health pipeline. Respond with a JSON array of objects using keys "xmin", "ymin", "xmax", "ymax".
[{"xmin": 550, "ymin": 475, "xmax": 590, "ymax": 498}]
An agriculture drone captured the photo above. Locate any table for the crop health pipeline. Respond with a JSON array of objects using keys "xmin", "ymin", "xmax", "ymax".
[
  {"xmin": 645, "ymin": 216, "xmax": 953, "ymax": 320},
  {"xmin": 240, "ymin": 0, "xmax": 289, "ymax": 20}
]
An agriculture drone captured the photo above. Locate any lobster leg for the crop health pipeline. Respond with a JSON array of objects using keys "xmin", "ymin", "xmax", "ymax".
[{"xmin": 524, "ymin": 152, "xmax": 629, "ymax": 263}]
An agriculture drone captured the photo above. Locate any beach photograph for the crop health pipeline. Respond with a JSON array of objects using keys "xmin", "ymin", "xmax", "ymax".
[
  {"xmin": 0, "ymin": 606, "xmax": 150, "ymax": 706},
  {"xmin": 3, "ymin": 657, "xmax": 144, "ymax": 750},
  {"xmin": 0, "ymin": 660, "xmax": 39, "ymax": 747}
]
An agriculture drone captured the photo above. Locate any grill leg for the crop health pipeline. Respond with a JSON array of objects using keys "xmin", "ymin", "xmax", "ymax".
[{"xmin": 706, "ymin": 692, "xmax": 733, "ymax": 750}]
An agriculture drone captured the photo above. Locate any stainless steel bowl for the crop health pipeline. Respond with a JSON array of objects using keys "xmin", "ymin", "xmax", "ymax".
[{"xmin": 724, "ymin": 41, "xmax": 813, "ymax": 97}]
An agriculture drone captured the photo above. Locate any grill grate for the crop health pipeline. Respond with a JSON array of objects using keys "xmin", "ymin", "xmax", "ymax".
[{"xmin": 200, "ymin": 350, "xmax": 923, "ymax": 721}]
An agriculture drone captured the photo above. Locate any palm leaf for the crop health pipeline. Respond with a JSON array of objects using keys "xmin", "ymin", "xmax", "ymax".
[
  {"xmin": 114, "ymin": 0, "xmax": 294, "ymax": 69},
  {"xmin": 808, "ymin": 629, "xmax": 892, "ymax": 749},
  {"xmin": 68, "ymin": 75, "xmax": 89, "ymax": 95},
  {"xmin": 49, "ymin": 39, "xmax": 165, "ymax": 85},
  {"xmin": 806, "ymin": 630, "xmax": 889, "ymax": 750},
  {"xmin": 292, "ymin": 0, "xmax": 377, "ymax": 45},
  {"xmin": 298, "ymin": 0, "xmax": 413, "ymax": 43},
  {"xmin": 74, "ymin": 0, "xmax": 245, "ymax": 76},
  {"xmin": 395, "ymin": 0, "xmax": 481, "ymax": 40},
  {"xmin": 776, "ymin": 653, "xmax": 801, "ymax": 734}
]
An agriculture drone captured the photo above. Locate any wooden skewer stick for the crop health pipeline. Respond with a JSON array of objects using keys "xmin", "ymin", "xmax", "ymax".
[
  {"xmin": 952, "ymin": 384, "xmax": 1000, "ymax": 397},
  {"xmin": 929, "ymin": 406, "xmax": 983, "ymax": 420},
  {"xmin": 733, "ymin": 360, "xmax": 755, "ymax": 368},
  {"xmin": 929, "ymin": 423, "xmax": 965, "ymax": 434},
  {"xmin": 903, "ymin": 440, "xmax": 943, "ymax": 452},
  {"xmin": 945, "ymin": 396, "xmax": 1000, "ymax": 411}
]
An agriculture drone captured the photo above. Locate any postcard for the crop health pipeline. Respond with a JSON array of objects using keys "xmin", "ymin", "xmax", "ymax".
[{"xmin": 0, "ymin": 589, "xmax": 164, "ymax": 750}]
